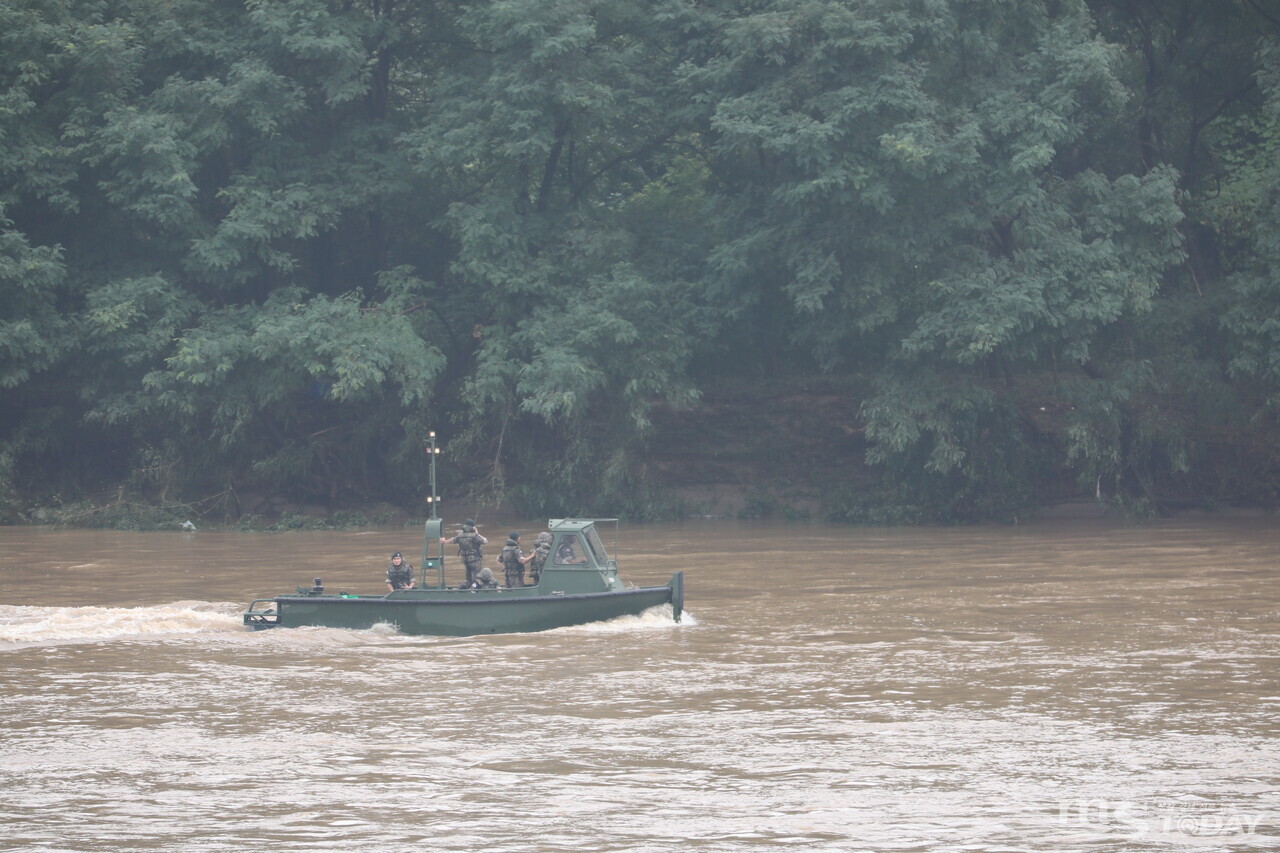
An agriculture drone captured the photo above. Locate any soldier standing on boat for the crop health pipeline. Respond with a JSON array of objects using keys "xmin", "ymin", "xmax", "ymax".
[
  {"xmin": 500, "ymin": 531, "xmax": 535, "ymax": 587},
  {"xmin": 385, "ymin": 552, "xmax": 415, "ymax": 591},
  {"xmin": 529, "ymin": 531, "xmax": 552, "ymax": 585},
  {"xmin": 442, "ymin": 518, "xmax": 488, "ymax": 586}
]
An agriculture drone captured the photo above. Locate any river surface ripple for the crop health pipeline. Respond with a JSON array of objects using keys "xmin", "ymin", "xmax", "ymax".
[{"xmin": 1, "ymin": 517, "xmax": 1278, "ymax": 852}]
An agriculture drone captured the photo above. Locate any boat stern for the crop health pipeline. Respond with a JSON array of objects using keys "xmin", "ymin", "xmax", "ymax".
[{"xmin": 668, "ymin": 571, "xmax": 684, "ymax": 623}]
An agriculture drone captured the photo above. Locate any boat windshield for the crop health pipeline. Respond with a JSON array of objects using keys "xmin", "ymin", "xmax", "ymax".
[{"xmin": 583, "ymin": 526, "xmax": 610, "ymax": 564}]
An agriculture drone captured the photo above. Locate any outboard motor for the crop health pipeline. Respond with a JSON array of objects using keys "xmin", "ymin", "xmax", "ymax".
[{"xmin": 311, "ymin": 577, "xmax": 324, "ymax": 594}]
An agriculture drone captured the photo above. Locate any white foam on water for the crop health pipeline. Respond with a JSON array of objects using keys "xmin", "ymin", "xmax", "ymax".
[
  {"xmin": 0, "ymin": 602, "xmax": 243, "ymax": 647},
  {"xmin": 551, "ymin": 603, "xmax": 695, "ymax": 635},
  {"xmin": 0, "ymin": 592, "xmax": 684, "ymax": 651}
]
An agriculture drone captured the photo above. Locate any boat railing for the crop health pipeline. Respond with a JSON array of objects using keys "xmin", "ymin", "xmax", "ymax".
[{"xmin": 242, "ymin": 599, "xmax": 279, "ymax": 629}]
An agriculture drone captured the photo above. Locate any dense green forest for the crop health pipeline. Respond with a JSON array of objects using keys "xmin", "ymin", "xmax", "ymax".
[{"xmin": 3, "ymin": 0, "xmax": 1280, "ymax": 526}]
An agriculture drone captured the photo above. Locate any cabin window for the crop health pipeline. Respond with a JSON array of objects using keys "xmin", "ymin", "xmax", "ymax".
[
  {"xmin": 553, "ymin": 534, "xmax": 589, "ymax": 565},
  {"xmin": 584, "ymin": 527, "xmax": 610, "ymax": 563}
]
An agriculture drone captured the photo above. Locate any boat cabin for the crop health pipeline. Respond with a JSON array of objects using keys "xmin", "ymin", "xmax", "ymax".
[{"xmin": 528, "ymin": 518, "xmax": 622, "ymax": 595}]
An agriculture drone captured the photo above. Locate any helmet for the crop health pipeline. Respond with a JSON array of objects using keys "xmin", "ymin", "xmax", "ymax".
[
  {"xmin": 509, "ymin": 531, "xmax": 520, "ymax": 540},
  {"xmin": 464, "ymin": 518, "xmax": 475, "ymax": 527}
]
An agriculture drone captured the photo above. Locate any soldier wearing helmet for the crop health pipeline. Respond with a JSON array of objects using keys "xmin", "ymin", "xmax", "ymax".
[{"xmin": 441, "ymin": 518, "xmax": 488, "ymax": 587}]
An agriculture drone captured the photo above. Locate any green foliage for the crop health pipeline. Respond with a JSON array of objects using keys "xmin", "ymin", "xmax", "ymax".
[
  {"xmin": 1, "ymin": 0, "xmax": 1279, "ymax": 522},
  {"xmin": 0, "ymin": 226, "xmax": 68, "ymax": 387},
  {"xmin": 1218, "ymin": 41, "xmax": 1280, "ymax": 410},
  {"xmin": 396, "ymin": 0, "xmax": 711, "ymax": 503},
  {"xmin": 25, "ymin": 492, "xmax": 193, "ymax": 531},
  {"xmin": 0, "ymin": 447, "xmax": 21, "ymax": 523},
  {"xmin": 736, "ymin": 492, "xmax": 783, "ymax": 520},
  {"xmin": 850, "ymin": 374, "xmax": 1047, "ymax": 523}
]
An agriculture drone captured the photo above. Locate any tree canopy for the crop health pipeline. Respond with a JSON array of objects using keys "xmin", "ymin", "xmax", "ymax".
[{"xmin": 3, "ymin": 0, "xmax": 1279, "ymax": 523}]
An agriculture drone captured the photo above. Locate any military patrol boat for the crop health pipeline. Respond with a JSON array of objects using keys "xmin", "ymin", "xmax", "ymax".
[
  {"xmin": 242, "ymin": 517, "xmax": 683, "ymax": 636},
  {"xmin": 242, "ymin": 434, "xmax": 683, "ymax": 636}
]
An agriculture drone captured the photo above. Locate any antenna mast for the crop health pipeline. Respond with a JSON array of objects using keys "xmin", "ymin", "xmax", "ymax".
[{"xmin": 422, "ymin": 431, "xmax": 444, "ymax": 588}]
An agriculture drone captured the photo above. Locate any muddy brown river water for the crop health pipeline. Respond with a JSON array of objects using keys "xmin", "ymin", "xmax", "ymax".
[{"xmin": 1, "ymin": 516, "xmax": 1278, "ymax": 852}]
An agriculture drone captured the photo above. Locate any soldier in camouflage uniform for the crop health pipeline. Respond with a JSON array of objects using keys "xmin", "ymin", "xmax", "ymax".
[
  {"xmin": 499, "ymin": 531, "xmax": 535, "ymax": 587},
  {"xmin": 472, "ymin": 567, "xmax": 499, "ymax": 588},
  {"xmin": 528, "ymin": 531, "xmax": 552, "ymax": 586},
  {"xmin": 441, "ymin": 518, "xmax": 488, "ymax": 587},
  {"xmin": 385, "ymin": 552, "xmax": 415, "ymax": 591}
]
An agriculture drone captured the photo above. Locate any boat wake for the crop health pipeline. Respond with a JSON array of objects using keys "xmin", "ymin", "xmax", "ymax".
[
  {"xmin": 558, "ymin": 603, "xmax": 695, "ymax": 634},
  {"xmin": 0, "ymin": 602, "xmax": 244, "ymax": 648},
  {"xmin": 0, "ymin": 602, "xmax": 692, "ymax": 648}
]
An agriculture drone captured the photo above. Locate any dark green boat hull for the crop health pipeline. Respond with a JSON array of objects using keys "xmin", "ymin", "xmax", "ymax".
[{"xmin": 245, "ymin": 572, "xmax": 683, "ymax": 637}]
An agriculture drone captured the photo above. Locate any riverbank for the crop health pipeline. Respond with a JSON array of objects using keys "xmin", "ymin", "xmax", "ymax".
[{"xmin": 9, "ymin": 373, "xmax": 1276, "ymax": 530}]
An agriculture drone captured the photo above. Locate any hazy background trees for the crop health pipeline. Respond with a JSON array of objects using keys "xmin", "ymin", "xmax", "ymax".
[{"xmin": 2, "ymin": 0, "xmax": 1278, "ymax": 523}]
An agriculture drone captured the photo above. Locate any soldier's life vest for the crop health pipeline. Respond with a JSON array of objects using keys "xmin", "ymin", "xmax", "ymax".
[
  {"xmin": 458, "ymin": 528, "xmax": 482, "ymax": 558},
  {"xmin": 500, "ymin": 543, "xmax": 522, "ymax": 570},
  {"xmin": 530, "ymin": 536, "xmax": 551, "ymax": 571}
]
